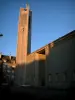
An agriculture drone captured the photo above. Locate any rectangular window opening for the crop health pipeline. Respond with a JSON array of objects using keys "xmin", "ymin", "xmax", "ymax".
[
  {"xmin": 49, "ymin": 74, "xmax": 52, "ymax": 82},
  {"xmin": 37, "ymin": 49, "xmax": 45, "ymax": 55}
]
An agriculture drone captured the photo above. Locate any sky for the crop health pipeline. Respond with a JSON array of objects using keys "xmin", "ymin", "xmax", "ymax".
[{"xmin": 0, "ymin": 0, "xmax": 75, "ymax": 56}]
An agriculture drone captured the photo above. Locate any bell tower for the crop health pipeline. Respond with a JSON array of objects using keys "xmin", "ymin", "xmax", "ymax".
[
  {"xmin": 15, "ymin": 4, "xmax": 32, "ymax": 85},
  {"xmin": 16, "ymin": 4, "xmax": 32, "ymax": 64}
]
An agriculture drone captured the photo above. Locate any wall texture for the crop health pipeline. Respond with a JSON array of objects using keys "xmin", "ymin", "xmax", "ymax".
[
  {"xmin": 26, "ymin": 53, "xmax": 46, "ymax": 86},
  {"xmin": 38, "ymin": 54, "xmax": 46, "ymax": 86},
  {"xmin": 46, "ymin": 35, "xmax": 75, "ymax": 89},
  {"xmin": 26, "ymin": 53, "xmax": 35, "ymax": 85}
]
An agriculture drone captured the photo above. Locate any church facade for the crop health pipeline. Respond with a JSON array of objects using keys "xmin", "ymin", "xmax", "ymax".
[
  {"xmin": 0, "ymin": 4, "xmax": 75, "ymax": 89},
  {"xmin": 14, "ymin": 5, "xmax": 75, "ymax": 89}
]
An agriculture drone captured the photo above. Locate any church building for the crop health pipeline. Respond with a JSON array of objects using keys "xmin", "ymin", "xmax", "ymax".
[{"xmin": 0, "ymin": 4, "xmax": 75, "ymax": 89}]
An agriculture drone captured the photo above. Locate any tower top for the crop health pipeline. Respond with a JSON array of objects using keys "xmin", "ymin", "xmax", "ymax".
[{"xmin": 26, "ymin": 3, "xmax": 30, "ymax": 9}]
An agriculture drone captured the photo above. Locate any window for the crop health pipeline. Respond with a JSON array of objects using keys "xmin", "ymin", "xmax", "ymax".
[
  {"xmin": 63, "ymin": 73, "xmax": 67, "ymax": 81},
  {"xmin": 55, "ymin": 73, "xmax": 60, "ymax": 82},
  {"xmin": 37, "ymin": 49, "xmax": 45, "ymax": 54},
  {"xmin": 23, "ymin": 28, "xmax": 24, "ymax": 32},
  {"xmin": 49, "ymin": 74, "xmax": 52, "ymax": 82},
  {"xmin": 24, "ymin": 9, "xmax": 27, "ymax": 11},
  {"xmin": 73, "ymin": 70, "xmax": 75, "ymax": 81}
]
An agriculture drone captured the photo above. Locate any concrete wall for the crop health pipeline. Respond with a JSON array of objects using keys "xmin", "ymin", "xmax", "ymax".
[
  {"xmin": 26, "ymin": 53, "xmax": 35, "ymax": 85},
  {"xmin": 45, "ymin": 36, "xmax": 75, "ymax": 89},
  {"xmin": 26, "ymin": 53, "xmax": 46, "ymax": 87},
  {"xmin": 14, "ymin": 53, "xmax": 39, "ymax": 86},
  {"xmin": 26, "ymin": 53, "xmax": 39, "ymax": 86},
  {"xmin": 14, "ymin": 62, "xmax": 27, "ymax": 85},
  {"xmin": 38, "ymin": 54, "xmax": 46, "ymax": 86}
]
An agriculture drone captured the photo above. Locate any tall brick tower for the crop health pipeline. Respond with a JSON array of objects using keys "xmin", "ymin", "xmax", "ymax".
[
  {"xmin": 15, "ymin": 4, "xmax": 32, "ymax": 85},
  {"xmin": 16, "ymin": 4, "xmax": 32, "ymax": 64}
]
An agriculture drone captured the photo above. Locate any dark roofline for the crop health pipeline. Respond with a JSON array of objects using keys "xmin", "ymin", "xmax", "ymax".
[
  {"xmin": 52, "ymin": 30, "xmax": 75, "ymax": 45},
  {"xmin": 1, "ymin": 55, "xmax": 16, "ymax": 60},
  {"xmin": 31, "ymin": 30, "xmax": 75, "ymax": 54},
  {"xmin": 1, "ymin": 54, "xmax": 15, "ymax": 57}
]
